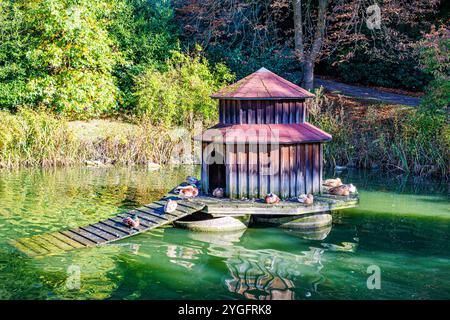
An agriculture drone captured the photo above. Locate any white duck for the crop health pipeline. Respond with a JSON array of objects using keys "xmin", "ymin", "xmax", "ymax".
[{"xmin": 164, "ymin": 199, "xmax": 178, "ymax": 213}]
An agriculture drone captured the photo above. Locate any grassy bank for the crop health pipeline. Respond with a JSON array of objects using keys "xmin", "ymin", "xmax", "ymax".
[{"xmin": 0, "ymin": 102, "xmax": 448, "ymax": 179}]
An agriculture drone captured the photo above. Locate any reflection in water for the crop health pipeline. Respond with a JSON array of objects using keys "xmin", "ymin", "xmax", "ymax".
[
  {"xmin": 283, "ymin": 225, "xmax": 332, "ymax": 240},
  {"xmin": 164, "ymin": 229, "xmax": 327, "ymax": 300},
  {"xmin": 222, "ymin": 247, "xmax": 325, "ymax": 300},
  {"xmin": 0, "ymin": 165, "xmax": 449, "ymax": 300},
  {"xmin": 321, "ymin": 241, "xmax": 358, "ymax": 252},
  {"xmin": 166, "ymin": 245, "xmax": 201, "ymax": 269}
]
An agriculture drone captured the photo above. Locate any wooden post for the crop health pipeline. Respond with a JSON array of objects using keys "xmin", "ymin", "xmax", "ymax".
[
  {"xmin": 256, "ymin": 100, "xmax": 264, "ymax": 124},
  {"xmin": 201, "ymin": 142, "xmax": 209, "ymax": 194},
  {"xmin": 258, "ymin": 140, "xmax": 270, "ymax": 198},
  {"xmin": 237, "ymin": 143, "xmax": 248, "ymax": 198},
  {"xmin": 313, "ymin": 143, "xmax": 320, "ymax": 193},
  {"xmin": 319, "ymin": 143, "xmax": 323, "ymax": 194},
  {"xmin": 269, "ymin": 144, "xmax": 280, "ymax": 195},
  {"xmin": 282, "ymin": 101, "xmax": 289, "ymax": 124},
  {"xmin": 289, "ymin": 144, "xmax": 296, "ymax": 197},
  {"xmin": 248, "ymin": 143, "xmax": 258, "ymax": 198},
  {"xmin": 298, "ymin": 144, "xmax": 306, "ymax": 194},
  {"xmin": 226, "ymin": 143, "xmax": 237, "ymax": 198},
  {"xmin": 275, "ymin": 101, "xmax": 281, "ymax": 124},
  {"xmin": 295, "ymin": 101, "xmax": 301, "ymax": 123},
  {"xmin": 305, "ymin": 144, "xmax": 313, "ymax": 194},
  {"xmin": 280, "ymin": 145, "xmax": 290, "ymax": 199}
]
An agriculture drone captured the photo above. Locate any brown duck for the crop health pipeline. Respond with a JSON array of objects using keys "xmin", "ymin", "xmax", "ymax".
[
  {"xmin": 323, "ymin": 178, "xmax": 342, "ymax": 188},
  {"xmin": 329, "ymin": 185, "xmax": 350, "ymax": 196}
]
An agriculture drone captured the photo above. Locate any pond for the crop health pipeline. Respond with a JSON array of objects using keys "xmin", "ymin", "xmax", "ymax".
[{"xmin": 0, "ymin": 166, "xmax": 449, "ymax": 300}]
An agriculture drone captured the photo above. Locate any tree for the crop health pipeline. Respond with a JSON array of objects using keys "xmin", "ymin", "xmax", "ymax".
[{"xmin": 176, "ymin": 0, "xmax": 440, "ymax": 90}]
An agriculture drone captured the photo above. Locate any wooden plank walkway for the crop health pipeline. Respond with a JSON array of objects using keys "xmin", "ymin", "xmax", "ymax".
[
  {"xmin": 11, "ymin": 194, "xmax": 205, "ymax": 258},
  {"xmin": 199, "ymin": 192, "xmax": 359, "ymax": 216},
  {"xmin": 10, "ymin": 189, "xmax": 358, "ymax": 258}
]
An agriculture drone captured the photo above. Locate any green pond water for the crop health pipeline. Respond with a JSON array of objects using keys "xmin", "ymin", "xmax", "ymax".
[{"xmin": 0, "ymin": 165, "xmax": 449, "ymax": 300}]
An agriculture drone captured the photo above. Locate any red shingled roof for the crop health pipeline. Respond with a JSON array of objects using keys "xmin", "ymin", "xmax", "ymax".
[
  {"xmin": 194, "ymin": 123, "xmax": 331, "ymax": 144},
  {"xmin": 211, "ymin": 67, "xmax": 315, "ymax": 100}
]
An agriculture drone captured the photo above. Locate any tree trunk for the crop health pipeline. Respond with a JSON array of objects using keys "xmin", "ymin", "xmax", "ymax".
[
  {"xmin": 302, "ymin": 59, "xmax": 314, "ymax": 90},
  {"xmin": 293, "ymin": 0, "xmax": 328, "ymax": 90},
  {"xmin": 293, "ymin": 0, "xmax": 304, "ymax": 62}
]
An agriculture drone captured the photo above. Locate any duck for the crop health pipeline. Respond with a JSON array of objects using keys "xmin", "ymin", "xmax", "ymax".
[
  {"xmin": 265, "ymin": 193, "xmax": 280, "ymax": 204},
  {"xmin": 328, "ymin": 185, "xmax": 350, "ymax": 196},
  {"xmin": 212, "ymin": 187, "xmax": 224, "ymax": 198},
  {"xmin": 122, "ymin": 214, "xmax": 140, "ymax": 228},
  {"xmin": 164, "ymin": 199, "xmax": 178, "ymax": 213},
  {"xmin": 323, "ymin": 178, "xmax": 342, "ymax": 188},
  {"xmin": 298, "ymin": 194, "xmax": 314, "ymax": 205},
  {"xmin": 178, "ymin": 185, "xmax": 199, "ymax": 197},
  {"xmin": 186, "ymin": 176, "xmax": 199, "ymax": 185}
]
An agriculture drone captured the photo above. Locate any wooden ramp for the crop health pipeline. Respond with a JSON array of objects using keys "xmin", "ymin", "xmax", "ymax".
[{"xmin": 11, "ymin": 194, "xmax": 205, "ymax": 258}]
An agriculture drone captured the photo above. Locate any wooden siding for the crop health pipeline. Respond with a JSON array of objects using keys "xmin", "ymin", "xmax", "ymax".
[
  {"xmin": 202, "ymin": 142, "xmax": 323, "ymax": 199},
  {"xmin": 219, "ymin": 99, "xmax": 307, "ymax": 125}
]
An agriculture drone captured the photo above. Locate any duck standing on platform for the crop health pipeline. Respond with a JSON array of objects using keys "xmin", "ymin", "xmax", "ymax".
[
  {"xmin": 323, "ymin": 178, "xmax": 342, "ymax": 188},
  {"xmin": 212, "ymin": 187, "xmax": 224, "ymax": 198},
  {"xmin": 122, "ymin": 214, "xmax": 140, "ymax": 228},
  {"xmin": 265, "ymin": 193, "xmax": 280, "ymax": 204},
  {"xmin": 164, "ymin": 199, "xmax": 178, "ymax": 213},
  {"xmin": 298, "ymin": 194, "xmax": 314, "ymax": 205},
  {"xmin": 178, "ymin": 185, "xmax": 199, "ymax": 197}
]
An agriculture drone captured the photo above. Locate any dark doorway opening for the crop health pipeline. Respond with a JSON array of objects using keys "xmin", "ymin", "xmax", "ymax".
[{"xmin": 208, "ymin": 150, "xmax": 226, "ymax": 193}]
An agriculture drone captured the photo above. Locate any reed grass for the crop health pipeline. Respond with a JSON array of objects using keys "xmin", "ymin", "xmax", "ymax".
[
  {"xmin": 0, "ymin": 109, "xmax": 186, "ymax": 169},
  {"xmin": 1, "ymin": 101, "xmax": 448, "ymax": 179},
  {"xmin": 308, "ymin": 87, "xmax": 449, "ymax": 178}
]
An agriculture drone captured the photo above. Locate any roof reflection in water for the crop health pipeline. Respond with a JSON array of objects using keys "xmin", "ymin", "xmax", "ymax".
[{"xmin": 179, "ymin": 229, "xmax": 328, "ymax": 300}]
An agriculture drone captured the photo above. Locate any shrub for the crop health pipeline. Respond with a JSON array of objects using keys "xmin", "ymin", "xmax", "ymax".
[{"xmin": 134, "ymin": 48, "xmax": 234, "ymax": 128}]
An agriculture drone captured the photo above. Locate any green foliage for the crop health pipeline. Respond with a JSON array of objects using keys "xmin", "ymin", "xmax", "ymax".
[
  {"xmin": 0, "ymin": 0, "xmax": 28, "ymax": 108},
  {"xmin": 206, "ymin": 45, "xmax": 297, "ymax": 82},
  {"xmin": 109, "ymin": 0, "xmax": 180, "ymax": 111},
  {"xmin": 417, "ymin": 24, "xmax": 450, "ymax": 114},
  {"xmin": 0, "ymin": 0, "xmax": 182, "ymax": 118},
  {"xmin": 134, "ymin": 48, "xmax": 235, "ymax": 128},
  {"xmin": 0, "ymin": 0, "xmax": 125, "ymax": 118}
]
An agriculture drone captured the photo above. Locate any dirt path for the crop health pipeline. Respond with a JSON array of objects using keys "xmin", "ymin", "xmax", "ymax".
[{"xmin": 314, "ymin": 78, "xmax": 421, "ymax": 107}]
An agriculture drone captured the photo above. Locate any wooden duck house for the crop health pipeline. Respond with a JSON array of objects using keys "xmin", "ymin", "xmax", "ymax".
[{"xmin": 195, "ymin": 68, "xmax": 332, "ymax": 199}]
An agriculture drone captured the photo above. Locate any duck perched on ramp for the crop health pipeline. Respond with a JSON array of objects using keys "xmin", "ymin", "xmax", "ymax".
[
  {"xmin": 122, "ymin": 214, "xmax": 140, "ymax": 228},
  {"xmin": 164, "ymin": 199, "xmax": 178, "ymax": 213}
]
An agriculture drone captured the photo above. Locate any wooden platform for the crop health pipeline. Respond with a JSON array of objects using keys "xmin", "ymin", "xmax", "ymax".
[
  {"xmin": 11, "ymin": 188, "xmax": 358, "ymax": 258},
  {"xmin": 199, "ymin": 193, "xmax": 359, "ymax": 217},
  {"xmin": 11, "ymin": 195, "xmax": 205, "ymax": 258}
]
